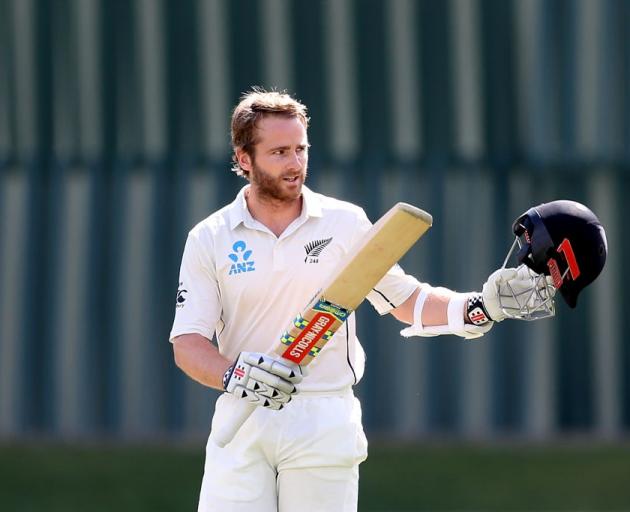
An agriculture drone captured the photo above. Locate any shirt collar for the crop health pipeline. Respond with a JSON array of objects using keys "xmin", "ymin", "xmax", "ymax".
[
  {"xmin": 301, "ymin": 185, "xmax": 323, "ymax": 218},
  {"xmin": 228, "ymin": 184, "xmax": 323, "ymax": 230}
]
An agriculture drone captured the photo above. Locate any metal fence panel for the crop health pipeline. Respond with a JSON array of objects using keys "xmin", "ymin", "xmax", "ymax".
[{"xmin": 0, "ymin": 0, "xmax": 628, "ymax": 441}]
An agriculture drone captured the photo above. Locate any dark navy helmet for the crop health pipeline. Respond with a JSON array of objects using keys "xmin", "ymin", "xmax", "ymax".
[{"xmin": 511, "ymin": 200, "xmax": 607, "ymax": 308}]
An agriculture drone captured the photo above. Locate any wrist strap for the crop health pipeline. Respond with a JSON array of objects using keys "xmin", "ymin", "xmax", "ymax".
[
  {"xmin": 222, "ymin": 364, "xmax": 235, "ymax": 391},
  {"xmin": 466, "ymin": 293, "xmax": 493, "ymax": 325}
]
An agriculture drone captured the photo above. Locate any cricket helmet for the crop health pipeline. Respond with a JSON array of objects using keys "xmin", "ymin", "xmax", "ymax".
[{"xmin": 509, "ymin": 200, "xmax": 607, "ymax": 309}]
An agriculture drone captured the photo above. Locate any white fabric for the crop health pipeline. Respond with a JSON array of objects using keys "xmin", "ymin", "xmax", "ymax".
[
  {"xmin": 170, "ymin": 185, "xmax": 420, "ymax": 392},
  {"xmin": 398, "ymin": 287, "xmax": 431, "ymax": 335},
  {"xmin": 198, "ymin": 390, "xmax": 367, "ymax": 512},
  {"xmin": 447, "ymin": 293, "xmax": 467, "ymax": 332},
  {"xmin": 400, "ymin": 290, "xmax": 492, "ymax": 339}
]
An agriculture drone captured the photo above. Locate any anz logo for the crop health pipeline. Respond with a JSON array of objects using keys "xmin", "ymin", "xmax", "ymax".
[{"xmin": 228, "ymin": 240, "xmax": 256, "ymax": 275}]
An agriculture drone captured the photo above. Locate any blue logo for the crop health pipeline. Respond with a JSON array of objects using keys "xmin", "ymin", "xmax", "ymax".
[{"xmin": 228, "ymin": 240, "xmax": 256, "ymax": 275}]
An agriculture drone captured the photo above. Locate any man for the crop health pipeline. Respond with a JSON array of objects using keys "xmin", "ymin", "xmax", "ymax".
[{"xmin": 169, "ymin": 88, "xmax": 542, "ymax": 511}]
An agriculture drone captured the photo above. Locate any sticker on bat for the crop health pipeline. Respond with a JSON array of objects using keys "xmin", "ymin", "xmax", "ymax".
[
  {"xmin": 313, "ymin": 299, "xmax": 351, "ymax": 321},
  {"xmin": 281, "ymin": 312, "xmax": 336, "ymax": 364}
]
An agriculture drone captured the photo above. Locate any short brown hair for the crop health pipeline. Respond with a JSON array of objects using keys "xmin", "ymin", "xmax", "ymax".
[{"xmin": 230, "ymin": 87, "xmax": 309, "ymax": 177}]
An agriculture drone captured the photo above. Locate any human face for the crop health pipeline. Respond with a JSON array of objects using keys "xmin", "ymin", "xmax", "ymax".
[{"xmin": 241, "ymin": 115, "xmax": 309, "ymax": 203}]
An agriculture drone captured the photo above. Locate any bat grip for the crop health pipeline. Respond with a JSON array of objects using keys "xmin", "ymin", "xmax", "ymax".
[
  {"xmin": 211, "ymin": 361, "xmax": 301, "ymax": 448},
  {"xmin": 210, "ymin": 398, "xmax": 256, "ymax": 448}
]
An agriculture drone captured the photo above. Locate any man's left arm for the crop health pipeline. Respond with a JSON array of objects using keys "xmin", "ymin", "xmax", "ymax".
[{"xmin": 390, "ymin": 267, "xmax": 533, "ymax": 339}]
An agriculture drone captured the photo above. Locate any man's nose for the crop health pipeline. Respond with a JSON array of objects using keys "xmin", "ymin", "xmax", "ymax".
[{"xmin": 287, "ymin": 150, "xmax": 303, "ymax": 169}]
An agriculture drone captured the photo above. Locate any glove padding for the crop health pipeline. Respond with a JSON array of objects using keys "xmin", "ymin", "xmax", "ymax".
[
  {"xmin": 222, "ymin": 352, "xmax": 303, "ymax": 410},
  {"xmin": 482, "ymin": 265, "xmax": 554, "ymax": 321}
]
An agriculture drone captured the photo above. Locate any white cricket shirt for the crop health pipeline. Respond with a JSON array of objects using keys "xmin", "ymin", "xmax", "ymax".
[{"xmin": 170, "ymin": 185, "xmax": 420, "ymax": 392}]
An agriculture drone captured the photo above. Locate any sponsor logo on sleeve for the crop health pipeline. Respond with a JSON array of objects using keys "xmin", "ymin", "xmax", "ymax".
[{"xmin": 176, "ymin": 282, "xmax": 187, "ymax": 308}]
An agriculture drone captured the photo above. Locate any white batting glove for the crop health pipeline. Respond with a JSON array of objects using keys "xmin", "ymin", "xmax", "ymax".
[
  {"xmin": 222, "ymin": 352, "xmax": 304, "ymax": 410},
  {"xmin": 481, "ymin": 265, "xmax": 554, "ymax": 322}
]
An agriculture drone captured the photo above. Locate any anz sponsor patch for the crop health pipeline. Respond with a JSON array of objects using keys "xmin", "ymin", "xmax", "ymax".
[{"xmin": 228, "ymin": 240, "xmax": 256, "ymax": 275}]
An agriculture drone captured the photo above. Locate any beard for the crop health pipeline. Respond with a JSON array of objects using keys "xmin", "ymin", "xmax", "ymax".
[{"xmin": 249, "ymin": 161, "xmax": 308, "ymax": 203}]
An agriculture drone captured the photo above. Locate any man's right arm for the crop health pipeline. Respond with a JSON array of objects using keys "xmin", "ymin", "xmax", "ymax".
[
  {"xmin": 173, "ymin": 334, "xmax": 304, "ymax": 409},
  {"xmin": 172, "ymin": 333, "xmax": 232, "ymax": 391}
]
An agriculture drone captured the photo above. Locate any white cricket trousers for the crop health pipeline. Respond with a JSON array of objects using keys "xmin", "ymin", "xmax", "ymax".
[{"xmin": 198, "ymin": 388, "xmax": 368, "ymax": 512}]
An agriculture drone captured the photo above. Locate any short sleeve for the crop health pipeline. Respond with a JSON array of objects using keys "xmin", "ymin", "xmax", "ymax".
[
  {"xmin": 367, "ymin": 264, "xmax": 421, "ymax": 314},
  {"xmin": 169, "ymin": 232, "xmax": 222, "ymax": 342}
]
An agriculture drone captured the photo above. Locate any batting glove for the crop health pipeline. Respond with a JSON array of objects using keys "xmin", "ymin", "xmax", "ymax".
[
  {"xmin": 222, "ymin": 352, "xmax": 303, "ymax": 410},
  {"xmin": 481, "ymin": 265, "xmax": 555, "ymax": 322}
]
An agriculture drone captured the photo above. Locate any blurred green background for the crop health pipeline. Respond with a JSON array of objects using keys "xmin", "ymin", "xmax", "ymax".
[
  {"xmin": 2, "ymin": 442, "xmax": 630, "ymax": 511},
  {"xmin": 0, "ymin": 0, "xmax": 629, "ymax": 510}
]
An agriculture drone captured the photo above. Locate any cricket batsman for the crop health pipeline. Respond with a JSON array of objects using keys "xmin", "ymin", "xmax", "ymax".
[{"xmin": 169, "ymin": 88, "xmax": 607, "ymax": 511}]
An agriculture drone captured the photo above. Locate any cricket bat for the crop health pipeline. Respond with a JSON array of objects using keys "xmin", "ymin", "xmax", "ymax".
[{"xmin": 212, "ymin": 202, "xmax": 433, "ymax": 447}]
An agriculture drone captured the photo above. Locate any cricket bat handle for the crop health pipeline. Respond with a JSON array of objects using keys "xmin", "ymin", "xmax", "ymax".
[
  {"xmin": 210, "ymin": 398, "xmax": 256, "ymax": 447},
  {"xmin": 212, "ymin": 357, "xmax": 301, "ymax": 447}
]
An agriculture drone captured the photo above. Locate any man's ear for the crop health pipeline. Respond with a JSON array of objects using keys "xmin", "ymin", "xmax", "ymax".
[{"xmin": 236, "ymin": 148, "xmax": 253, "ymax": 172}]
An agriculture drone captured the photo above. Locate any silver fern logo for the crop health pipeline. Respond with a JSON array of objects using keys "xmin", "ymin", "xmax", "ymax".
[{"xmin": 304, "ymin": 237, "xmax": 333, "ymax": 263}]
